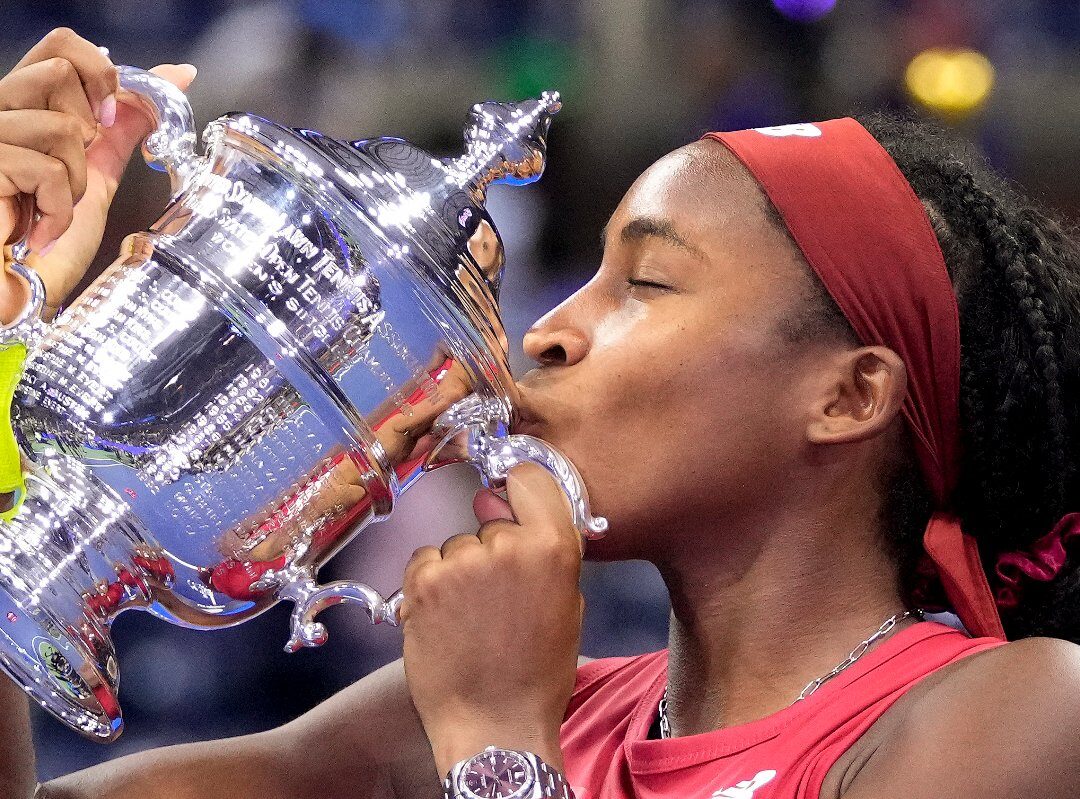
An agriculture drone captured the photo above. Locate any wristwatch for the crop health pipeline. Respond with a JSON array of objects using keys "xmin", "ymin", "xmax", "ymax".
[{"xmin": 443, "ymin": 746, "xmax": 575, "ymax": 799}]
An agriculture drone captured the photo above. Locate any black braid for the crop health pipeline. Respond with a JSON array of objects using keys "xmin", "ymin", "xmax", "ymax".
[{"xmin": 778, "ymin": 111, "xmax": 1080, "ymax": 640}]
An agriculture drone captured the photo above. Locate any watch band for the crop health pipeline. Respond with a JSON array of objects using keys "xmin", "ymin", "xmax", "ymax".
[
  {"xmin": 534, "ymin": 757, "xmax": 574, "ymax": 799},
  {"xmin": 443, "ymin": 746, "xmax": 575, "ymax": 799}
]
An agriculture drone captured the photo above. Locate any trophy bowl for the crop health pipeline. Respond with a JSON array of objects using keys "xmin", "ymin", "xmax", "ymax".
[{"xmin": 0, "ymin": 66, "xmax": 606, "ymax": 740}]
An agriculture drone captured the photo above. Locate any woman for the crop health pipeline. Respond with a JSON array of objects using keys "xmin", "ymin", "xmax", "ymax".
[{"xmin": 2, "ymin": 28, "xmax": 1079, "ymax": 799}]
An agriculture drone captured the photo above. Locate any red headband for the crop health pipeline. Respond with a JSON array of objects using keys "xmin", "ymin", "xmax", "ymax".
[{"xmin": 703, "ymin": 119, "xmax": 1006, "ymax": 640}]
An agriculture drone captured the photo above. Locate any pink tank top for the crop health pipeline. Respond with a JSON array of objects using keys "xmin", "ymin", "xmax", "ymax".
[{"xmin": 559, "ymin": 620, "xmax": 1005, "ymax": 799}]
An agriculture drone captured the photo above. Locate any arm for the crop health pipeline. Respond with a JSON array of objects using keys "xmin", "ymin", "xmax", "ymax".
[
  {"xmin": 0, "ymin": 676, "xmax": 36, "ymax": 799},
  {"xmin": 39, "ymin": 657, "xmax": 440, "ymax": 799},
  {"xmin": 842, "ymin": 636, "xmax": 1080, "ymax": 798},
  {"xmin": 401, "ymin": 467, "xmax": 587, "ymax": 778}
]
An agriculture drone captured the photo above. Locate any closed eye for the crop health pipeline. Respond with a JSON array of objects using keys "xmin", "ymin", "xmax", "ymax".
[{"xmin": 627, "ymin": 278, "xmax": 672, "ymax": 291}]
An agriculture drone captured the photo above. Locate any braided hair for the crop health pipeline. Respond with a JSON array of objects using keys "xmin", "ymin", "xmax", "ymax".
[{"xmin": 778, "ymin": 111, "xmax": 1080, "ymax": 641}]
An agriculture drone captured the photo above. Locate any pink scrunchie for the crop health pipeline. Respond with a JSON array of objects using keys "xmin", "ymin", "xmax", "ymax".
[{"xmin": 994, "ymin": 513, "xmax": 1080, "ymax": 609}]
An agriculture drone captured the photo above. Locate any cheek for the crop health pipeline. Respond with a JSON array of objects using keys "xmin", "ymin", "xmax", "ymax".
[
  {"xmin": 592, "ymin": 300, "xmax": 648, "ymax": 350},
  {"xmin": 567, "ymin": 308, "xmax": 799, "ymax": 539}
]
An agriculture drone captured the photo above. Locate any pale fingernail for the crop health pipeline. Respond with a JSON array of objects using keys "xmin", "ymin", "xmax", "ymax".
[
  {"xmin": 179, "ymin": 63, "xmax": 198, "ymax": 81},
  {"xmin": 99, "ymin": 95, "xmax": 116, "ymax": 127},
  {"xmin": 39, "ymin": 240, "xmax": 56, "ymax": 257}
]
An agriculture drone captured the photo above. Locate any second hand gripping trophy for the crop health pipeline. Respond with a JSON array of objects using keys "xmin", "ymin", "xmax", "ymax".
[{"xmin": 0, "ymin": 66, "xmax": 606, "ymax": 740}]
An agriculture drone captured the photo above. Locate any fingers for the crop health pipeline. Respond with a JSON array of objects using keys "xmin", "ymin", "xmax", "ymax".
[
  {"xmin": 148, "ymin": 63, "xmax": 197, "ymax": 92},
  {"xmin": 0, "ymin": 143, "xmax": 73, "ymax": 249},
  {"xmin": 504, "ymin": 462, "xmax": 581, "ymax": 554},
  {"xmin": 12, "ymin": 28, "xmax": 117, "ymax": 123},
  {"xmin": 0, "ymin": 58, "xmax": 98, "ymax": 143},
  {"xmin": 400, "ymin": 545, "xmax": 441, "ymax": 619},
  {"xmin": 439, "ymin": 532, "xmax": 482, "ymax": 558},
  {"xmin": 0, "ymin": 110, "xmax": 88, "ymax": 203},
  {"xmin": 85, "ymin": 62, "xmax": 198, "ymax": 206},
  {"xmin": 400, "ymin": 463, "xmax": 583, "ymax": 621},
  {"xmin": 472, "ymin": 487, "xmax": 515, "ymax": 525}
]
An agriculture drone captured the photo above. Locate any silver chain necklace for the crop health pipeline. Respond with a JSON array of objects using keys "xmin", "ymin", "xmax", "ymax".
[{"xmin": 657, "ymin": 608, "xmax": 924, "ymax": 739}]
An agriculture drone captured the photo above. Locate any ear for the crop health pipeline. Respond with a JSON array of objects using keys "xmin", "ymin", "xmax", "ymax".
[{"xmin": 805, "ymin": 346, "xmax": 907, "ymax": 445}]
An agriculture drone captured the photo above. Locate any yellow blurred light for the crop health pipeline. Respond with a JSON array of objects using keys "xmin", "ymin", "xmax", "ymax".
[{"xmin": 905, "ymin": 48, "xmax": 995, "ymax": 117}]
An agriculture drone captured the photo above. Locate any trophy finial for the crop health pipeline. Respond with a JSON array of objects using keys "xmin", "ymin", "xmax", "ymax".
[{"xmin": 447, "ymin": 91, "xmax": 562, "ymax": 196}]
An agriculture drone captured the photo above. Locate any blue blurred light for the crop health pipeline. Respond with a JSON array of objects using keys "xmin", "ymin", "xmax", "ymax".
[{"xmin": 772, "ymin": 0, "xmax": 837, "ymax": 22}]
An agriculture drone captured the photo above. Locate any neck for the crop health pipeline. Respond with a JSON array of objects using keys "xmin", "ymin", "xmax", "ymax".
[{"xmin": 657, "ymin": 502, "xmax": 915, "ymax": 737}]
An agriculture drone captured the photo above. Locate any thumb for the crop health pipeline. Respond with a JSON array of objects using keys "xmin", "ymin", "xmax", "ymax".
[
  {"xmin": 110, "ymin": 63, "xmax": 197, "ymax": 147},
  {"xmin": 87, "ymin": 64, "xmax": 198, "ymax": 192},
  {"xmin": 147, "ymin": 63, "xmax": 198, "ymax": 92},
  {"xmin": 503, "ymin": 462, "xmax": 582, "ymax": 555},
  {"xmin": 472, "ymin": 487, "xmax": 515, "ymax": 525},
  {"xmin": 504, "ymin": 462, "xmax": 575, "ymax": 529}
]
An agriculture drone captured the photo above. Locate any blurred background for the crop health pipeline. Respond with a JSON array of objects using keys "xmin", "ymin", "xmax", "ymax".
[{"xmin": 2, "ymin": 0, "xmax": 1078, "ymax": 780}]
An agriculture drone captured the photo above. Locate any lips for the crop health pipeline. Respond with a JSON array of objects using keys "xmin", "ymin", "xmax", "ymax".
[
  {"xmin": 510, "ymin": 409, "xmax": 545, "ymax": 437},
  {"xmin": 511, "ymin": 384, "xmax": 548, "ymax": 435}
]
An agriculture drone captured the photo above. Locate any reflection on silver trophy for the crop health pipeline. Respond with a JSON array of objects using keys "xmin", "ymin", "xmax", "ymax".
[{"xmin": 0, "ymin": 65, "xmax": 606, "ymax": 740}]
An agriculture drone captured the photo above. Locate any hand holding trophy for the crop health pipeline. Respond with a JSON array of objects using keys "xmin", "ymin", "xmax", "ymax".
[
  {"xmin": 0, "ymin": 32, "xmax": 605, "ymax": 742},
  {"xmin": 0, "ymin": 30, "xmax": 195, "ymax": 320}
]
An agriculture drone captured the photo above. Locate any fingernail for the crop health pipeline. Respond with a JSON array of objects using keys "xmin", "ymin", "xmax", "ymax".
[
  {"xmin": 179, "ymin": 63, "xmax": 198, "ymax": 81},
  {"xmin": 99, "ymin": 94, "xmax": 116, "ymax": 127},
  {"xmin": 39, "ymin": 240, "xmax": 56, "ymax": 257}
]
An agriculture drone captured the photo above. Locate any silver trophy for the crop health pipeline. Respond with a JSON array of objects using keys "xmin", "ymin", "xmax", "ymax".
[{"xmin": 0, "ymin": 66, "xmax": 606, "ymax": 741}]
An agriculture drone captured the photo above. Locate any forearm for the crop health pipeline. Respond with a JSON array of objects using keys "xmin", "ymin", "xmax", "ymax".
[
  {"xmin": 37, "ymin": 729, "xmax": 323, "ymax": 799},
  {"xmin": 0, "ymin": 675, "xmax": 38, "ymax": 799}
]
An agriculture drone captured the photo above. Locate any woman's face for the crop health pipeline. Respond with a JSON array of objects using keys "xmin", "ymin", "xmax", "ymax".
[{"xmin": 514, "ymin": 142, "xmax": 840, "ymax": 561}]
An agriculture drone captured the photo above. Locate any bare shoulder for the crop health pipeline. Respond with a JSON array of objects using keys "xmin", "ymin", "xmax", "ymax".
[{"xmin": 844, "ymin": 636, "xmax": 1080, "ymax": 799}]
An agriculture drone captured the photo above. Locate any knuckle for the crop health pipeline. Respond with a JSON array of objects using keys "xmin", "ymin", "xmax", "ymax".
[
  {"xmin": 406, "ymin": 542, "xmax": 436, "ymax": 570},
  {"xmin": 43, "ymin": 158, "xmax": 67, "ymax": 184},
  {"xmin": 45, "ymin": 28, "xmax": 79, "ymax": 48},
  {"xmin": 44, "ymin": 57, "xmax": 77, "ymax": 84},
  {"xmin": 408, "ymin": 563, "xmax": 440, "ymax": 597},
  {"xmin": 487, "ymin": 526, "xmax": 518, "ymax": 555},
  {"xmin": 56, "ymin": 114, "xmax": 82, "ymax": 142},
  {"xmin": 94, "ymin": 61, "xmax": 118, "ymax": 92},
  {"xmin": 442, "ymin": 532, "xmax": 474, "ymax": 547},
  {"xmin": 477, "ymin": 519, "xmax": 513, "ymax": 540}
]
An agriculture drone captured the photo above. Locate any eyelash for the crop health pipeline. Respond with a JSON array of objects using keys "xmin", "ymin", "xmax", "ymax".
[{"xmin": 627, "ymin": 278, "xmax": 672, "ymax": 292}]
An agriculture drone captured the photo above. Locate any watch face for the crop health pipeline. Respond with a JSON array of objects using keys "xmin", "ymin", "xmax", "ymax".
[{"xmin": 457, "ymin": 749, "xmax": 534, "ymax": 799}]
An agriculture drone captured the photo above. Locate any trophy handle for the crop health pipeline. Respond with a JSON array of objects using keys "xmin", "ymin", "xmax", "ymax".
[
  {"xmin": 0, "ymin": 66, "xmax": 201, "ymax": 518},
  {"xmin": 116, "ymin": 64, "xmax": 204, "ymax": 196},
  {"xmin": 258, "ymin": 566, "xmax": 399, "ymax": 652},
  {"xmin": 266, "ymin": 396, "xmax": 607, "ymax": 644},
  {"xmin": 463, "ymin": 429, "xmax": 609, "ymax": 540},
  {"xmin": 372, "ymin": 397, "xmax": 609, "ymax": 628},
  {"xmin": 0, "ymin": 261, "xmax": 47, "ymax": 518},
  {"xmin": 425, "ymin": 395, "xmax": 609, "ymax": 541}
]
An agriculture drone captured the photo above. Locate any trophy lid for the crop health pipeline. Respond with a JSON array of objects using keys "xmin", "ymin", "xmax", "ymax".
[
  {"xmin": 445, "ymin": 91, "xmax": 563, "ymax": 193},
  {"xmin": 200, "ymin": 92, "xmax": 561, "ymax": 304}
]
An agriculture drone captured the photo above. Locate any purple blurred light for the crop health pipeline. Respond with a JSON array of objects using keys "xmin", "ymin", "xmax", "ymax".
[{"xmin": 772, "ymin": 0, "xmax": 837, "ymax": 22}]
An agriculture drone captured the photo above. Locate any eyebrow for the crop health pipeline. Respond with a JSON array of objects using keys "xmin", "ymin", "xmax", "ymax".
[{"xmin": 601, "ymin": 216, "xmax": 706, "ymax": 260}]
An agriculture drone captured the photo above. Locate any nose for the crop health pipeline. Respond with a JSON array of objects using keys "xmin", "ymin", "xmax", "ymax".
[{"xmin": 522, "ymin": 303, "xmax": 590, "ymax": 368}]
